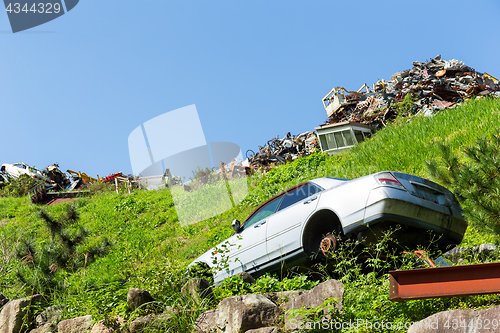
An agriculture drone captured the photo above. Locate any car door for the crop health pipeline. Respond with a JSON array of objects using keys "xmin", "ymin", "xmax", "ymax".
[
  {"xmin": 266, "ymin": 183, "xmax": 322, "ymax": 263},
  {"xmin": 227, "ymin": 196, "xmax": 283, "ymax": 275}
]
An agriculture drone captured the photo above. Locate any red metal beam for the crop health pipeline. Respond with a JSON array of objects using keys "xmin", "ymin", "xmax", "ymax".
[{"xmin": 389, "ymin": 262, "xmax": 500, "ymax": 302}]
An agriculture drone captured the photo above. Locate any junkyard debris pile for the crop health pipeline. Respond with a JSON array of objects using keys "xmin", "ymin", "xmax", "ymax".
[
  {"xmin": 322, "ymin": 56, "xmax": 500, "ymax": 129},
  {"xmin": 0, "ymin": 162, "xmax": 136, "ymax": 204},
  {"xmin": 246, "ymin": 131, "xmax": 318, "ymax": 170}
]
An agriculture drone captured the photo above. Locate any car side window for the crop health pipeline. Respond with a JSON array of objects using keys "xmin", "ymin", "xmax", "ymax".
[
  {"xmin": 243, "ymin": 197, "xmax": 282, "ymax": 230},
  {"xmin": 277, "ymin": 184, "xmax": 321, "ymax": 212}
]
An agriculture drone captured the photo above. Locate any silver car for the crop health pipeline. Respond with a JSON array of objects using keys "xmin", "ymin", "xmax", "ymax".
[{"xmin": 190, "ymin": 171, "xmax": 467, "ymax": 284}]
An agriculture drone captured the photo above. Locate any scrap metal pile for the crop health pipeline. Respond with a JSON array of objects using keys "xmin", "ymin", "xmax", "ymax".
[
  {"xmin": 246, "ymin": 131, "xmax": 318, "ymax": 169},
  {"xmin": 322, "ymin": 56, "xmax": 500, "ymax": 129},
  {"xmin": 0, "ymin": 162, "xmax": 135, "ymax": 203}
]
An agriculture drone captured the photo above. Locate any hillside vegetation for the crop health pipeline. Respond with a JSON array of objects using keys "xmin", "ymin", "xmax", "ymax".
[{"xmin": 1, "ymin": 97, "xmax": 500, "ymax": 331}]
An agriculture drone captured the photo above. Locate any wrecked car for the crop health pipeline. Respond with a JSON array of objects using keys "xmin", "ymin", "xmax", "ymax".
[
  {"xmin": 1, "ymin": 162, "xmax": 48, "ymax": 183},
  {"xmin": 190, "ymin": 171, "xmax": 466, "ymax": 283}
]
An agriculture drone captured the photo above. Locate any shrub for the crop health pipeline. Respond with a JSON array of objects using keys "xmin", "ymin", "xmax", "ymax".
[{"xmin": 427, "ymin": 129, "xmax": 500, "ymax": 234}]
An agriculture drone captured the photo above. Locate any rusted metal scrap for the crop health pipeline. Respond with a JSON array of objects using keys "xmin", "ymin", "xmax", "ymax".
[
  {"xmin": 322, "ymin": 56, "xmax": 500, "ymax": 129},
  {"xmin": 43, "ymin": 164, "xmax": 71, "ymax": 190},
  {"xmin": 390, "ymin": 262, "xmax": 500, "ymax": 302},
  {"xmin": 246, "ymin": 131, "xmax": 318, "ymax": 170}
]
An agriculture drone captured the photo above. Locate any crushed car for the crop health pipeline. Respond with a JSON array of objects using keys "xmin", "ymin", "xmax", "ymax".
[
  {"xmin": 190, "ymin": 171, "xmax": 467, "ymax": 284},
  {"xmin": 1, "ymin": 162, "xmax": 50, "ymax": 185}
]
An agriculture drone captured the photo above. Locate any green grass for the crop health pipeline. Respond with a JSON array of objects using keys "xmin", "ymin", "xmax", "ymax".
[{"xmin": 1, "ymin": 97, "xmax": 500, "ymax": 329}]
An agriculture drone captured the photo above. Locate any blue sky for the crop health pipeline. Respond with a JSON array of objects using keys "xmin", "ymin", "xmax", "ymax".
[{"xmin": 1, "ymin": 0, "xmax": 499, "ymax": 178}]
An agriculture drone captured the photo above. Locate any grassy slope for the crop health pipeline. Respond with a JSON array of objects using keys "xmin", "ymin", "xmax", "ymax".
[{"xmin": 1, "ymin": 97, "xmax": 500, "ymax": 322}]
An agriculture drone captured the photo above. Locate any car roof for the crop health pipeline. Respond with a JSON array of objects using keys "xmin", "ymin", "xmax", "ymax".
[
  {"xmin": 243, "ymin": 177, "xmax": 351, "ymax": 223},
  {"xmin": 311, "ymin": 177, "xmax": 350, "ymax": 190},
  {"xmin": 243, "ymin": 181, "xmax": 309, "ymax": 223}
]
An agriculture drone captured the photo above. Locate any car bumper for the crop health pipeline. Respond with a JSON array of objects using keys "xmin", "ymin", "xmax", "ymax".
[{"xmin": 345, "ymin": 187, "xmax": 467, "ymax": 247}]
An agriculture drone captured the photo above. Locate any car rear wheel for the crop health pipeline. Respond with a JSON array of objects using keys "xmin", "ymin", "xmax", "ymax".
[{"xmin": 303, "ymin": 210, "xmax": 343, "ymax": 257}]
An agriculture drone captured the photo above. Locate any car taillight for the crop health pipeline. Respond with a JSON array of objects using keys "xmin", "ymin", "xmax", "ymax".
[{"xmin": 375, "ymin": 172, "xmax": 407, "ymax": 191}]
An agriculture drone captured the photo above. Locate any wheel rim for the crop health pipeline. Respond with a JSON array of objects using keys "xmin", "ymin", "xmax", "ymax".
[{"xmin": 320, "ymin": 234, "xmax": 337, "ymax": 257}]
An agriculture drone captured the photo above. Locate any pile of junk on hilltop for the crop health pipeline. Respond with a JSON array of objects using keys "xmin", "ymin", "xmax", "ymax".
[
  {"xmin": 320, "ymin": 55, "xmax": 500, "ymax": 129},
  {"xmin": 0, "ymin": 162, "xmax": 134, "ymax": 204},
  {"xmin": 247, "ymin": 56, "xmax": 500, "ymax": 168}
]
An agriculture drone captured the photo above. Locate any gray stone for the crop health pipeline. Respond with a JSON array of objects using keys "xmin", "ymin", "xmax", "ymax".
[
  {"xmin": 90, "ymin": 317, "xmax": 125, "ymax": 333},
  {"xmin": 264, "ymin": 290, "xmax": 305, "ymax": 308},
  {"xmin": 283, "ymin": 279, "xmax": 343, "ymax": 331},
  {"xmin": 284, "ymin": 279, "xmax": 344, "ymax": 311},
  {"xmin": 126, "ymin": 289, "xmax": 156, "ymax": 312},
  {"xmin": 57, "ymin": 315, "xmax": 93, "ymax": 333},
  {"xmin": 246, "ymin": 328, "xmax": 282, "ymax": 333},
  {"xmin": 35, "ymin": 306, "xmax": 63, "ymax": 328},
  {"xmin": 129, "ymin": 313, "xmax": 172, "ymax": 333},
  {"xmin": 0, "ymin": 294, "xmax": 44, "ymax": 333},
  {"xmin": 181, "ymin": 278, "xmax": 214, "ymax": 304},
  {"xmin": 408, "ymin": 306, "xmax": 500, "ymax": 333},
  {"xmin": 443, "ymin": 244, "xmax": 498, "ymax": 263},
  {"xmin": 217, "ymin": 294, "xmax": 281, "ymax": 333},
  {"xmin": 194, "ymin": 309, "xmax": 218, "ymax": 333},
  {"xmin": 237, "ymin": 272, "xmax": 256, "ymax": 285}
]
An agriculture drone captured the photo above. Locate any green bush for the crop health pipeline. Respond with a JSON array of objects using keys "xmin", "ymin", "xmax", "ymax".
[
  {"xmin": 0, "ymin": 174, "xmax": 39, "ymax": 198},
  {"xmin": 428, "ymin": 129, "xmax": 500, "ymax": 234}
]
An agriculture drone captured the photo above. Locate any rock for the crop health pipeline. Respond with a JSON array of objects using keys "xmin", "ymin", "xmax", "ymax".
[
  {"xmin": 246, "ymin": 328, "xmax": 282, "ymax": 333},
  {"xmin": 0, "ymin": 294, "xmax": 44, "ymax": 333},
  {"xmin": 36, "ymin": 306, "xmax": 63, "ymax": 327},
  {"xmin": 408, "ymin": 306, "xmax": 500, "ymax": 332},
  {"xmin": 194, "ymin": 309, "xmax": 218, "ymax": 333},
  {"xmin": 283, "ymin": 279, "xmax": 343, "ymax": 331},
  {"xmin": 0, "ymin": 293, "xmax": 9, "ymax": 309},
  {"xmin": 57, "ymin": 315, "xmax": 93, "ymax": 333},
  {"xmin": 264, "ymin": 290, "xmax": 305, "ymax": 308},
  {"xmin": 217, "ymin": 294, "xmax": 282, "ymax": 333},
  {"xmin": 129, "ymin": 312, "xmax": 172, "ymax": 333},
  {"xmin": 237, "ymin": 272, "xmax": 256, "ymax": 284},
  {"xmin": 126, "ymin": 288, "xmax": 156, "ymax": 312},
  {"xmin": 90, "ymin": 317, "xmax": 125, "ymax": 333},
  {"xmin": 29, "ymin": 306, "xmax": 63, "ymax": 333},
  {"xmin": 443, "ymin": 243, "xmax": 498, "ymax": 263},
  {"xmin": 181, "ymin": 278, "xmax": 215, "ymax": 304},
  {"xmin": 29, "ymin": 325, "xmax": 56, "ymax": 333},
  {"xmin": 284, "ymin": 279, "xmax": 344, "ymax": 311}
]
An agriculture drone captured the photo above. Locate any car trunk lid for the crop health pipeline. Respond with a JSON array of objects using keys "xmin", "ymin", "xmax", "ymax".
[{"xmin": 392, "ymin": 172, "xmax": 455, "ymax": 207}]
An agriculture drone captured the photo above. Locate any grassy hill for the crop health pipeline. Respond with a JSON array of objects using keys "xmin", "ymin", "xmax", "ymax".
[{"xmin": 1, "ymin": 97, "xmax": 500, "ymax": 330}]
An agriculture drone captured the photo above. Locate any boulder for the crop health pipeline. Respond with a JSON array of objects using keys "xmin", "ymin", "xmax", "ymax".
[
  {"xmin": 443, "ymin": 243, "xmax": 498, "ymax": 263},
  {"xmin": 194, "ymin": 309, "xmax": 218, "ymax": 333},
  {"xmin": 90, "ymin": 317, "xmax": 125, "ymax": 333},
  {"xmin": 181, "ymin": 278, "xmax": 214, "ymax": 304},
  {"xmin": 57, "ymin": 315, "xmax": 93, "ymax": 333},
  {"xmin": 284, "ymin": 279, "xmax": 344, "ymax": 311},
  {"xmin": 30, "ymin": 306, "xmax": 63, "ymax": 333},
  {"xmin": 264, "ymin": 290, "xmax": 305, "ymax": 308},
  {"xmin": 408, "ymin": 306, "xmax": 500, "ymax": 333},
  {"xmin": 0, "ymin": 294, "xmax": 44, "ymax": 333},
  {"xmin": 126, "ymin": 289, "xmax": 156, "ymax": 312},
  {"xmin": 283, "ymin": 279, "xmax": 343, "ymax": 330},
  {"xmin": 217, "ymin": 294, "xmax": 282, "ymax": 333},
  {"xmin": 246, "ymin": 328, "xmax": 282, "ymax": 333},
  {"xmin": 237, "ymin": 272, "xmax": 256, "ymax": 285},
  {"xmin": 129, "ymin": 311, "xmax": 172, "ymax": 333},
  {"xmin": 35, "ymin": 306, "xmax": 63, "ymax": 327}
]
